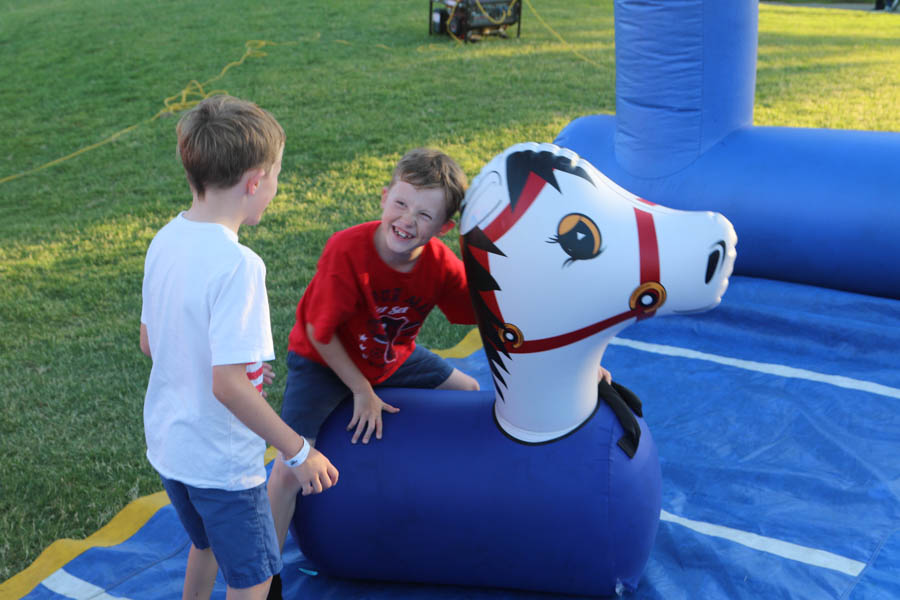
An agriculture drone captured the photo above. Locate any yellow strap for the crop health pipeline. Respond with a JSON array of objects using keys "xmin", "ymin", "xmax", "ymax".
[
  {"xmin": 432, "ymin": 327, "xmax": 484, "ymax": 358},
  {"xmin": 0, "ymin": 491, "xmax": 170, "ymax": 598}
]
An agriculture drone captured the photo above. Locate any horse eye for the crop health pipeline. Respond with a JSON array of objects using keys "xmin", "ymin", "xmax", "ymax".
[{"xmin": 549, "ymin": 213, "xmax": 602, "ymax": 265}]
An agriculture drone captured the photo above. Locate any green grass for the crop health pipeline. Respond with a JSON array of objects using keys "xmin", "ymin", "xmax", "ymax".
[{"xmin": 1, "ymin": 0, "xmax": 898, "ymax": 585}]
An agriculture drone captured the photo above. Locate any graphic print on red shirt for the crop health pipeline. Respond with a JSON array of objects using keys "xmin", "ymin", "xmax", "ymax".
[{"xmin": 287, "ymin": 221, "xmax": 475, "ymax": 384}]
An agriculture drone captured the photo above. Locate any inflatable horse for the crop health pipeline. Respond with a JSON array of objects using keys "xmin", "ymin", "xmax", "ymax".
[{"xmin": 291, "ymin": 143, "xmax": 737, "ymax": 596}]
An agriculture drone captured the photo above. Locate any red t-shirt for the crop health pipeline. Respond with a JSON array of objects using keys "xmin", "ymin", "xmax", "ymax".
[{"xmin": 287, "ymin": 221, "xmax": 475, "ymax": 384}]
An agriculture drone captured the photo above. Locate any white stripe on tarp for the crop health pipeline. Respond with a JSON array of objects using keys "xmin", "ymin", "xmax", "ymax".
[
  {"xmin": 41, "ymin": 568, "xmax": 131, "ymax": 600},
  {"xmin": 660, "ymin": 510, "xmax": 866, "ymax": 577},
  {"xmin": 610, "ymin": 337, "xmax": 900, "ymax": 399}
]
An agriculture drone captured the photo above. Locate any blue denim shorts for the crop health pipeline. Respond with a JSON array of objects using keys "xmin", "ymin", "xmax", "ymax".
[
  {"xmin": 281, "ymin": 345, "xmax": 454, "ymax": 438},
  {"xmin": 159, "ymin": 475, "xmax": 282, "ymax": 589}
]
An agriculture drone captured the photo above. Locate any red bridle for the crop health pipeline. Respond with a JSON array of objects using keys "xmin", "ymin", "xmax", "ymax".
[{"xmin": 473, "ymin": 173, "xmax": 666, "ymax": 355}]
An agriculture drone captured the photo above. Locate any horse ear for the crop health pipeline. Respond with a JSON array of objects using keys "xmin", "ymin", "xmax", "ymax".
[
  {"xmin": 460, "ymin": 170, "xmax": 505, "ymax": 235},
  {"xmin": 506, "ymin": 151, "xmax": 558, "ymax": 208}
]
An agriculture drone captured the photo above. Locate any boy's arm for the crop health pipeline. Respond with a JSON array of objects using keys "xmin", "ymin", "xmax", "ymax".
[
  {"xmin": 139, "ymin": 323, "xmax": 151, "ymax": 357},
  {"xmin": 306, "ymin": 323, "xmax": 399, "ymax": 444},
  {"xmin": 212, "ymin": 364, "xmax": 339, "ymax": 492}
]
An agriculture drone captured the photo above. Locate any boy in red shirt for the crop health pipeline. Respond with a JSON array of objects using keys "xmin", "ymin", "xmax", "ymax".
[{"xmin": 266, "ymin": 148, "xmax": 480, "ymax": 580}]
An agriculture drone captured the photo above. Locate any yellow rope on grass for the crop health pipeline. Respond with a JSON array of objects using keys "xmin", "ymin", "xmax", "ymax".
[
  {"xmin": 443, "ymin": 0, "xmax": 604, "ymax": 73},
  {"xmin": 446, "ymin": 2, "xmax": 464, "ymax": 43},
  {"xmin": 3, "ymin": 8, "xmax": 601, "ymax": 187},
  {"xmin": 0, "ymin": 40, "xmax": 287, "ymax": 186},
  {"xmin": 522, "ymin": 0, "xmax": 605, "ymax": 70}
]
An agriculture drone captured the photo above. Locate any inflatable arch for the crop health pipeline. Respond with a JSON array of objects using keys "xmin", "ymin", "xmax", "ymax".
[
  {"xmin": 557, "ymin": 0, "xmax": 900, "ymax": 300},
  {"xmin": 290, "ymin": 1, "xmax": 896, "ymax": 595}
]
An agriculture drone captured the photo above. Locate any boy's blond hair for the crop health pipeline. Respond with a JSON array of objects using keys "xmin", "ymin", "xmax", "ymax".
[
  {"xmin": 176, "ymin": 95, "xmax": 285, "ymax": 196},
  {"xmin": 390, "ymin": 148, "xmax": 467, "ymax": 221}
]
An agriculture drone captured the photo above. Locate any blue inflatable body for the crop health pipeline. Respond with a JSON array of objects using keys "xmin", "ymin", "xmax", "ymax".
[{"xmin": 291, "ymin": 387, "xmax": 661, "ymax": 597}]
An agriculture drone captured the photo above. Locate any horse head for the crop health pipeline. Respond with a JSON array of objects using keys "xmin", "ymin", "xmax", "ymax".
[{"xmin": 460, "ymin": 142, "xmax": 737, "ymax": 443}]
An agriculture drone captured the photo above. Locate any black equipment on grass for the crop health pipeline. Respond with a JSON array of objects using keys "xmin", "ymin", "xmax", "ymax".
[{"xmin": 429, "ymin": 0, "xmax": 522, "ymax": 42}]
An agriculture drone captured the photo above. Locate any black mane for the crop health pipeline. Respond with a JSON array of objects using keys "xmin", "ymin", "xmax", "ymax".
[
  {"xmin": 461, "ymin": 148, "xmax": 595, "ymax": 397},
  {"xmin": 505, "ymin": 148, "xmax": 593, "ymax": 211}
]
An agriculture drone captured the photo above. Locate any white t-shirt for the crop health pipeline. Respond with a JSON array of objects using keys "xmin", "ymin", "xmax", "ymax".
[{"xmin": 141, "ymin": 214, "xmax": 275, "ymax": 490}]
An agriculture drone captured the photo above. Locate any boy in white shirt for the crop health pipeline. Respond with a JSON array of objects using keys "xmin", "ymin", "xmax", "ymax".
[{"xmin": 139, "ymin": 95, "xmax": 338, "ymax": 600}]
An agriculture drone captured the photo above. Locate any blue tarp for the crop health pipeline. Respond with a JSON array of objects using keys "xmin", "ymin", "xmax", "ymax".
[{"xmin": 13, "ymin": 275, "xmax": 900, "ymax": 599}]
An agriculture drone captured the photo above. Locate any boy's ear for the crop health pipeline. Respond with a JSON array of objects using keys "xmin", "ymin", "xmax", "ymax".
[
  {"xmin": 380, "ymin": 186, "xmax": 389, "ymax": 208},
  {"xmin": 438, "ymin": 219, "xmax": 456, "ymax": 236},
  {"xmin": 245, "ymin": 169, "xmax": 264, "ymax": 195}
]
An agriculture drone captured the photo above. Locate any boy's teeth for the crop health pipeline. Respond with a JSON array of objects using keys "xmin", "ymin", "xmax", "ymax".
[{"xmin": 394, "ymin": 227, "xmax": 413, "ymax": 239}]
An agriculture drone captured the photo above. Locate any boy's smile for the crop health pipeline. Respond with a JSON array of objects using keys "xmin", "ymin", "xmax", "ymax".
[{"xmin": 375, "ymin": 180, "xmax": 453, "ymax": 268}]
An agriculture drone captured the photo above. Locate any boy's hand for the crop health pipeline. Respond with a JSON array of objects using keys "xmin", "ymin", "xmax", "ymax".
[
  {"xmin": 347, "ymin": 389, "xmax": 400, "ymax": 444},
  {"xmin": 291, "ymin": 446, "xmax": 339, "ymax": 496},
  {"xmin": 598, "ymin": 365, "xmax": 612, "ymax": 385},
  {"xmin": 259, "ymin": 362, "xmax": 275, "ymax": 398}
]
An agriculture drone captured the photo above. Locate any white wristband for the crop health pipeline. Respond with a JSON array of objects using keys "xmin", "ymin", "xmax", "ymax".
[{"xmin": 283, "ymin": 437, "xmax": 310, "ymax": 468}]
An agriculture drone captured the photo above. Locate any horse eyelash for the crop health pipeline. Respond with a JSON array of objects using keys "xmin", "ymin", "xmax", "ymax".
[{"xmin": 548, "ymin": 235, "xmax": 579, "ymax": 267}]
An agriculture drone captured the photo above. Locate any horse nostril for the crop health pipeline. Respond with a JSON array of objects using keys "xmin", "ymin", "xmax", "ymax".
[{"xmin": 706, "ymin": 241, "xmax": 726, "ymax": 283}]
